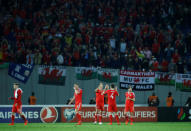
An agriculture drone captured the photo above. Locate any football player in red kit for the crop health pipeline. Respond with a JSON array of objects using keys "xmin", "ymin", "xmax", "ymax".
[
  {"xmin": 124, "ymin": 86, "xmax": 135, "ymax": 125},
  {"xmin": 94, "ymin": 83, "xmax": 104, "ymax": 124},
  {"xmin": 69, "ymin": 84, "xmax": 82, "ymax": 125},
  {"xmin": 103, "ymin": 84, "xmax": 120, "ymax": 125},
  {"xmin": 8, "ymin": 83, "xmax": 28, "ymax": 125}
]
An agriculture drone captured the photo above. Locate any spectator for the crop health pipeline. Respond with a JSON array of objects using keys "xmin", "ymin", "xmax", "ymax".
[
  {"xmin": 143, "ymin": 47, "xmax": 152, "ymax": 60},
  {"xmin": 43, "ymin": 51, "xmax": 51, "ymax": 65},
  {"xmin": 133, "ymin": 57, "xmax": 141, "ymax": 71},
  {"xmin": 57, "ymin": 52, "xmax": 64, "ymax": 65},
  {"xmin": 28, "ymin": 92, "xmax": 37, "ymax": 105},
  {"xmin": 168, "ymin": 59, "xmax": 176, "ymax": 73},
  {"xmin": 136, "ymin": 49, "xmax": 145, "ymax": 60},
  {"xmin": 109, "ymin": 36, "xmax": 116, "ymax": 49},
  {"xmin": 176, "ymin": 58, "xmax": 185, "ymax": 73},
  {"xmin": 185, "ymin": 97, "xmax": 191, "ymax": 107},
  {"xmin": 152, "ymin": 39, "xmax": 160, "ymax": 58},
  {"xmin": 164, "ymin": 44, "xmax": 174, "ymax": 62},
  {"xmin": 186, "ymin": 58, "xmax": 191, "ymax": 73},
  {"xmin": 150, "ymin": 57, "xmax": 159, "ymax": 72},
  {"xmin": 26, "ymin": 50, "xmax": 34, "ymax": 65},
  {"xmin": 89, "ymin": 97, "xmax": 96, "ymax": 104},
  {"xmin": 0, "ymin": 0, "xmax": 190, "ymax": 71},
  {"xmin": 142, "ymin": 58, "xmax": 149, "ymax": 71},
  {"xmin": 34, "ymin": 50, "xmax": 42, "ymax": 65},
  {"xmin": 148, "ymin": 92, "xmax": 160, "ymax": 106},
  {"xmin": 166, "ymin": 92, "xmax": 174, "ymax": 107},
  {"xmin": 120, "ymin": 39, "xmax": 126, "ymax": 53},
  {"xmin": 172, "ymin": 50, "xmax": 180, "ymax": 63},
  {"xmin": 161, "ymin": 59, "xmax": 169, "ymax": 72}
]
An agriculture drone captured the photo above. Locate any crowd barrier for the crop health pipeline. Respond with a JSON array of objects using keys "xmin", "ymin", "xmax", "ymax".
[{"xmin": 0, "ymin": 105, "xmax": 190, "ymax": 123}]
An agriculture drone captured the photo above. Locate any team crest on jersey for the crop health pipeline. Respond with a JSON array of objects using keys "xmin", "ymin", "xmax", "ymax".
[
  {"xmin": 40, "ymin": 106, "xmax": 58, "ymax": 123},
  {"xmin": 63, "ymin": 108, "xmax": 76, "ymax": 121}
]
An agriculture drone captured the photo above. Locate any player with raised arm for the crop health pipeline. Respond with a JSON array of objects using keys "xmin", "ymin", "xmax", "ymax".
[
  {"xmin": 103, "ymin": 84, "xmax": 120, "ymax": 125},
  {"xmin": 8, "ymin": 83, "xmax": 28, "ymax": 125},
  {"xmin": 124, "ymin": 86, "xmax": 135, "ymax": 125},
  {"xmin": 69, "ymin": 84, "xmax": 82, "ymax": 125},
  {"xmin": 94, "ymin": 83, "xmax": 104, "ymax": 124}
]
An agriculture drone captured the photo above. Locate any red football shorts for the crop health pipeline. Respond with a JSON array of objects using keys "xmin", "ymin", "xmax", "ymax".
[
  {"xmin": 75, "ymin": 103, "xmax": 82, "ymax": 111},
  {"xmin": 96, "ymin": 104, "xmax": 104, "ymax": 111},
  {"xmin": 12, "ymin": 104, "xmax": 22, "ymax": 113},
  {"xmin": 125, "ymin": 105, "xmax": 134, "ymax": 112},
  {"xmin": 108, "ymin": 104, "xmax": 117, "ymax": 112}
]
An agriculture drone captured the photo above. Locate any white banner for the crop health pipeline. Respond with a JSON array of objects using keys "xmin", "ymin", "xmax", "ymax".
[{"xmin": 120, "ymin": 70, "xmax": 155, "ymax": 90}]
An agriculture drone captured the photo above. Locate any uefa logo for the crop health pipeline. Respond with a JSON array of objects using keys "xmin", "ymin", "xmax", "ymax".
[
  {"xmin": 40, "ymin": 106, "xmax": 58, "ymax": 123},
  {"xmin": 63, "ymin": 108, "xmax": 76, "ymax": 121}
]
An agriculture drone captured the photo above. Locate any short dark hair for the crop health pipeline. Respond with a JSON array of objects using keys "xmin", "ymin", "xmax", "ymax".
[
  {"xmin": 32, "ymin": 92, "xmax": 35, "ymax": 96},
  {"xmin": 110, "ymin": 84, "xmax": 115, "ymax": 89},
  {"xmin": 13, "ymin": 83, "xmax": 19, "ymax": 86}
]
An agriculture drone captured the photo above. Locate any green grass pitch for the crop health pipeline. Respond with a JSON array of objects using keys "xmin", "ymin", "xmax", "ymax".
[{"xmin": 0, "ymin": 122, "xmax": 190, "ymax": 131}]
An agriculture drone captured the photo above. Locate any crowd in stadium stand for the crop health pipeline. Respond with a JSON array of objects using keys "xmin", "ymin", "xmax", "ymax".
[{"xmin": 0, "ymin": 0, "xmax": 191, "ymax": 73}]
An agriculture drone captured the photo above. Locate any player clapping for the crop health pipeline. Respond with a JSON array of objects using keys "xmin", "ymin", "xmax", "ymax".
[
  {"xmin": 124, "ymin": 86, "xmax": 135, "ymax": 125},
  {"xmin": 103, "ymin": 84, "xmax": 120, "ymax": 125},
  {"xmin": 94, "ymin": 83, "xmax": 104, "ymax": 124}
]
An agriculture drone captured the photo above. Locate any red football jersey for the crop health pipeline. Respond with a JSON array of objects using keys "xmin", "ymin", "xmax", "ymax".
[
  {"xmin": 13, "ymin": 88, "xmax": 23, "ymax": 105},
  {"xmin": 75, "ymin": 89, "xmax": 82, "ymax": 104},
  {"xmin": 96, "ymin": 89, "xmax": 104, "ymax": 105},
  {"xmin": 125, "ymin": 92, "xmax": 135, "ymax": 106},
  {"xmin": 105, "ymin": 89, "xmax": 119, "ymax": 105}
]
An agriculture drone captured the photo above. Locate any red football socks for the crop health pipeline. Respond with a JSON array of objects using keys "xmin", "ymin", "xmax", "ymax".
[
  {"xmin": 20, "ymin": 115, "xmax": 26, "ymax": 121},
  {"xmin": 115, "ymin": 115, "xmax": 120, "ymax": 123},
  {"xmin": 94, "ymin": 114, "xmax": 97, "ymax": 122},
  {"xmin": 125, "ymin": 115, "xmax": 129, "ymax": 121},
  {"xmin": 130, "ymin": 117, "xmax": 133, "ymax": 123},
  {"xmin": 11, "ymin": 115, "xmax": 15, "ymax": 123},
  {"xmin": 109, "ymin": 115, "xmax": 112, "ymax": 123},
  {"xmin": 76, "ymin": 113, "xmax": 81, "ymax": 122}
]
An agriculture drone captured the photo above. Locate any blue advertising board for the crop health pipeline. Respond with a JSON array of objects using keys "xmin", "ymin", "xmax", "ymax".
[
  {"xmin": 0, "ymin": 107, "xmax": 41, "ymax": 123},
  {"xmin": 8, "ymin": 63, "xmax": 34, "ymax": 83}
]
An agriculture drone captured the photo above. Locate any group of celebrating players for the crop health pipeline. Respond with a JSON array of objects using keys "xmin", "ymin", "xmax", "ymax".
[
  {"xmin": 8, "ymin": 83, "xmax": 135, "ymax": 126},
  {"xmin": 69, "ymin": 83, "xmax": 135, "ymax": 125}
]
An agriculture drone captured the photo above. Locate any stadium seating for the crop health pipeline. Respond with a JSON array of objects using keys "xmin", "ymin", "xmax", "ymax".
[{"xmin": 0, "ymin": 0, "xmax": 191, "ymax": 73}]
